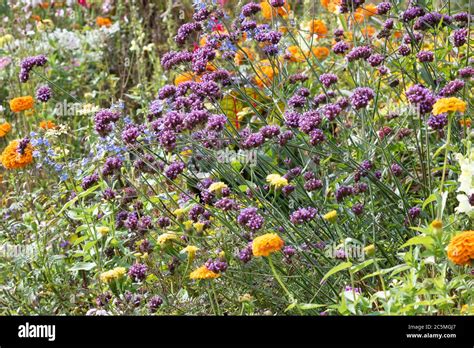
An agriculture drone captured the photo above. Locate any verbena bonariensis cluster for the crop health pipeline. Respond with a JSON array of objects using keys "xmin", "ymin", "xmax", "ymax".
[{"xmin": 0, "ymin": 0, "xmax": 472, "ymax": 315}]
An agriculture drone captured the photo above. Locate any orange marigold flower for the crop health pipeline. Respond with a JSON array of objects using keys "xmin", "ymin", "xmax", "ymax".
[
  {"xmin": 0, "ymin": 122, "xmax": 12, "ymax": 137},
  {"xmin": 255, "ymin": 62, "xmax": 277, "ymax": 88},
  {"xmin": 309, "ymin": 46, "xmax": 330, "ymax": 60},
  {"xmin": 360, "ymin": 3, "xmax": 377, "ymax": 17},
  {"xmin": 1, "ymin": 139, "xmax": 34, "ymax": 170},
  {"xmin": 96, "ymin": 16, "xmax": 112, "ymax": 28},
  {"xmin": 174, "ymin": 71, "xmax": 200, "ymax": 86},
  {"xmin": 447, "ymin": 231, "xmax": 474, "ymax": 266},
  {"xmin": 39, "ymin": 120, "xmax": 56, "ymax": 130},
  {"xmin": 309, "ymin": 20, "xmax": 328, "ymax": 37},
  {"xmin": 235, "ymin": 47, "xmax": 254, "ymax": 65},
  {"xmin": 459, "ymin": 119, "xmax": 471, "ymax": 127},
  {"xmin": 252, "ymin": 233, "xmax": 284, "ymax": 257},
  {"xmin": 321, "ymin": 0, "xmax": 341, "ymax": 13},
  {"xmin": 361, "ymin": 26, "xmax": 376, "ymax": 37},
  {"xmin": 353, "ymin": 10, "xmax": 366, "ymax": 23},
  {"xmin": 287, "ymin": 45, "xmax": 306, "ymax": 62},
  {"xmin": 260, "ymin": 1, "xmax": 290, "ymax": 20},
  {"xmin": 9, "ymin": 96, "xmax": 34, "ymax": 113},
  {"xmin": 189, "ymin": 265, "xmax": 220, "ymax": 279}
]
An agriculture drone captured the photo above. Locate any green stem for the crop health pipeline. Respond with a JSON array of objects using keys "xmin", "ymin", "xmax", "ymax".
[
  {"xmin": 438, "ymin": 115, "xmax": 452, "ymax": 219},
  {"xmin": 268, "ymin": 256, "xmax": 302, "ymax": 314}
]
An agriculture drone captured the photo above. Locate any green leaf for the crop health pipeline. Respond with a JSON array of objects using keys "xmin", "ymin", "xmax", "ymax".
[
  {"xmin": 69, "ymin": 262, "xmax": 96, "ymax": 272},
  {"xmin": 83, "ymin": 240, "xmax": 98, "ymax": 252},
  {"xmin": 350, "ymin": 259, "xmax": 375, "ymax": 274},
  {"xmin": 422, "ymin": 194, "xmax": 437, "ymax": 210},
  {"xmin": 399, "ymin": 236, "xmax": 434, "ymax": 249},
  {"xmin": 57, "ymin": 184, "xmax": 100, "ymax": 215},
  {"xmin": 297, "ymin": 303, "xmax": 326, "ymax": 310},
  {"xmin": 321, "ymin": 262, "xmax": 352, "ymax": 282}
]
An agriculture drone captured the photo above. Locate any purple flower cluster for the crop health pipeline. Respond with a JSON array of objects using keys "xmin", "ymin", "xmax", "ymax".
[
  {"xmin": 81, "ymin": 173, "xmax": 99, "ymax": 190},
  {"xmin": 94, "ymin": 109, "xmax": 120, "ymax": 137},
  {"xmin": 335, "ymin": 185, "xmax": 354, "ymax": 202},
  {"xmin": 319, "ymin": 73, "xmax": 338, "ymax": 88},
  {"xmin": 36, "ymin": 85, "xmax": 52, "ymax": 102},
  {"xmin": 376, "ymin": 2, "xmax": 391, "ymax": 15},
  {"xmin": 148, "ymin": 296, "xmax": 163, "ymax": 313},
  {"xmin": 333, "ymin": 41, "xmax": 350, "ymax": 54},
  {"xmin": 290, "ymin": 207, "xmax": 317, "ymax": 225},
  {"xmin": 237, "ymin": 207, "xmax": 264, "ymax": 231},
  {"xmin": 241, "ymin": 2, "xmax": 261, "ymax": 17},
  {"xmin": 452, "ymin": 28, "xmax": 468, "ymax": 47},
  {"xmin": 19, "ymin": 55, "xmax": 47, "ymax": 82},
  {"xmin": 401, "ymin": 6, "xmax": 425, "ymax": 22},
  {"xmin": 102, "ymin": 156, "xmax": 123, "ymax": 176},
  {"xmin": 416, "ymin": 50, "xmax": 434, "ymax": 62},
  {"xmin": 161, "ymin": 51, "xmax": 193, "ymax": 70},
  {"xmin": 288, "ymin": 88, "xmax": 310, "ymax": 108},
  {"xmin": 367, "ymin": 54, "xmax": 384, "ymax": 67},
  {"xmin": 350, "ymin": 87, "xmax": 374, "ymax": 109},
  {"xmin": 406, "ymin": 85, "xmax": 436, "ymax": 114},
  {"xmin": 238, "ymin": 243, "xmax": 253, "ymax": 263},
  {"xmin": 459, "ymin": 67, "xmax": 474, "ymax": 79},
  {"xmin": 427, "ymin": 113, "xmax": 448, "ymax": 130},
  {"xmin": 164, "ymin": 161, "xmax": 185, "ymax": 180},
  {"xmin": 17, "ymin": 137, "xmax": 30, "ymax": 155},
  {"xmin": 414, "ymin": 12, "xmax": 452, "ymax": 31},
  {"xmin": 175, "ymin": 22, "xmax": 202, "ymax": 45},
  {"xmin": 122, "ymin": 124, "xmax": 141, "ymax": 144},
  {"xmin": 128, "ymin": 263, "xmax": 148, "ymax": 282},
  {"xmin": 205, "ymin": 258, "xmax": 228, "ymax": 273},
  {"xmin": 439, "ymin": 79, "xmax": 464, "ymax": 97},
  {"xmin": 346, "ymin": 46, "xmax": 372, "ymax": 62}
]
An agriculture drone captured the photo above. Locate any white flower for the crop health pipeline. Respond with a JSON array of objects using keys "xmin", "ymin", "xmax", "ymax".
[{"xmin": 455, "ymin": 150, "xmax": 474, "ymax": 217}]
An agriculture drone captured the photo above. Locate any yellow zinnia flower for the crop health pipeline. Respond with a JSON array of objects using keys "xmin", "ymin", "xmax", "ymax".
[
  {"xmin": 99, "ymin": 267, "xmax": 126, "ymax": 283},
  {"xmin": 252, "ymin": 233, "xmax": 284, "ymax": 257},
  {"xmin": 96, "ymin": 226, "xmax": 110, "ymax": 236},
  {"xmin": 432, "ymin": 97, "xmax": 467, "ymax": 115},
  {"xmin": 323, "ymin": 210, "xmax": 337, "ymax": 223},
  {"xmin": 431, "ymin": 219, "xmax": 443, "ymax": 230},
  {"xmin": 208, "ymin": 181, "xmax": 228, "ymax": 193},
  {"xmin": 157, "ymin": 232, "xmax": 179, "ymax": 245},
  {"xmin": 193, "ymin": 222, "xmax": 205, "ymax": 233},
  {"xmin": 266, "ymin": 174, "xmax": 288, "ymax": 189}
]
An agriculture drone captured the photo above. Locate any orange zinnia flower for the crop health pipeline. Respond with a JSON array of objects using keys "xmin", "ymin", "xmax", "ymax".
[
  {"xmin": 0, "ymin": 122, "xmax": 12, "ymax": 137},
  {"xmin": 1, "ymin": 139, "xmax": 34, "ymax": 170},
  {"xmin": 9, "ymin": 96, "xmax": 34, "ymax": 113},
  {"xmin": 252, "ymin": 233, "xmax": 284, "ymax": 257},
  {"xmin": 309, "ymin": 46, "xmax": 330, "ymax": 60},
  {"xmin": 39, "ymin": 120, "xmax": 56, "ymax": 130},
  {"xmin": 260, "ymin": 1, "xmax": 290, "ymax": 20},
  {"xmin": 96, "ymin": 17, "xmax": 112, "ymax": 28},
  {"xmin": 235, "ymin": 47, "xmax": 254, "ymax": 66},
  {"xmin": 190, "ymin": 265, "xmax": 220, "ymax": 279},
  {"xmin": 447, "ymin": 231, "xmax": 474, "ymax": 266},
  {"xmin": 255, "ymin": 61, "xmax": 277, "ymax": 88},
  {"xmin": 287, "ymin": 45, "xmax": 306, "ymax": 62},
  {"xmin": 174, "ymin": 72, "xmax": 201, "ymax": 86},
  {"xmin": 309, "ymin": 20, "xmax": 328, "ymax": 37}
]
